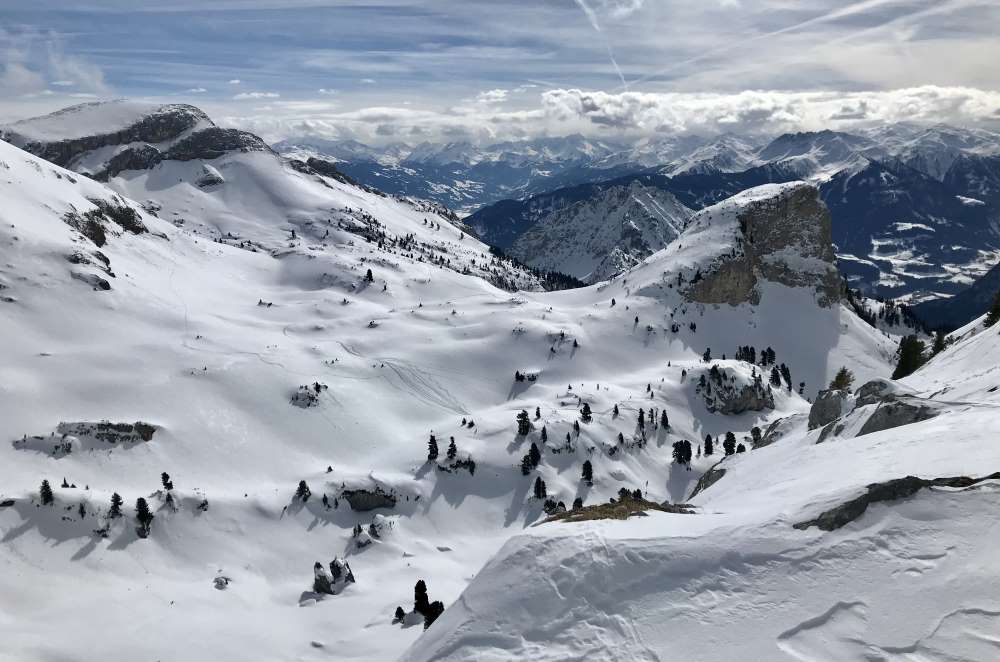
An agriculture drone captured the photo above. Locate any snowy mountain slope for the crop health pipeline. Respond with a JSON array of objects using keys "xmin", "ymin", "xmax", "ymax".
[
  {"xmin": 0, "ymin": 130, "xmax": 898, "ymax": 662},
  {"xmin": 403, "ymin": 314, "xmax": 1000, "ymax": 662},
  {"xmin": 756, "ymin": 129, "xmax": 885, "ymax": 182},
  {"xmin": 508, "ymin": 181, "xmax": 692, "ymax": 283}
]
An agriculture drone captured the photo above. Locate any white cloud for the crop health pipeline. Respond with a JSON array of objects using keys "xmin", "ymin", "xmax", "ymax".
[
  {"xmin": 317, "ymin": 88, "xmax": 337, "ymax": 95},
  {"xmin": 475, "ymin": 89, "xmax": 508, "ymax": 104},
  {"xmin": 187, "ymin": 87, "xmax": 207, "ymax": 93},
  {"xmin": 233, "ymin": 91, "xmax": 280, "ymax": 100},
  {"xmin": 359, "ymin": 78, "xmax": 376, "ymax": 84},
  {"xmin": 50, "ymin": 80, "xmax": 73, "ymax": 87},
  {"xmin": 228, "ymin": 79, "xmax": 241, "ymax": 85}
]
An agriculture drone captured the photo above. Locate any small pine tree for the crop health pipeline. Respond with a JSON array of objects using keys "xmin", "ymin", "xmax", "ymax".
[
  {"xmin": 161, "ymin": 472, "xmax": 173, "ymax": 491},
  {"xmin": 572, "ymin": 497, "xmax": 583, "ymax": 509},
  {"xmin": 535, "ymin": 406, "xmax": 541, "ymax": 419},
  {"xmin": 660, "ymin": 410, "xmax": 669, "ymax": 429},
  {"xmin": 427, "ymin": 434, "xmax": 439, "ymax": 461},
  {"xmin": 736, "ymin": 443, "xmax": 746, "ymax": 453},
  {"xmin": 135, "ymin": 497, "xmax": 154, "ymax": 537},
  {"xmin": 39, "ymin": 479, "xmax": 54, "ymax": 505},
  {"xmin": 521, "ymin": 454, "xmax": 532, "ymax": 476},
  {"xmin": 704, "ymin": 434, "xmax": 714, "ymax": 456},
  {"xmin": 540, "ymin": 426, "xmax": 547, "ymax": 443},
  {"xmin": 723, "ymin": 431, "xmax": 736, "ymax": 456},
  {"xmin": 516, "ymin": 410, "xmax": 531, "ymax": 435},
  {"xmin": 446, "ymin": 437, "xmax": 457, "ymax": 461},
  {"xmin": 581, "ymin": 460, "xmax": 593, "ymax": 486},
  {"xmin": 109, "ymin": 492, "xmax": 123, "ymax": 518},
  {"xmin": 414, "ymin": 580, "xmax": 430, "ymax": 614},
  {"xmin": 295, "ymin": 480, "xmax": 311, "ymax": 502},
  {"xmin": 78, "ymin": 502, "xmax": 86, "ymax": 519},
  {"xmin": 750, "ymin": 426, "xmax": 762, "ymax": 447},
  {"xmin": 985, "ymin": 290, "xmax": 1000, "ymax": 327},
  {"xmin": 580, "ymin": 403, "xmax": 592, "ymax": 423},
  {"xmin": 770, "ymin": 366, "xmax": 782, "ymax": 387},
  {"xmin": 892, "ymin": 335, "xmax": 927, "ymax": 379},
  {"xmin": 573, "ymin": 420, "xmax": 580, "ymax": 434},
  {"xmin": 528, "ymin": 442, "xmax": 541, "ymax": 468},
  {"xmin": 394, "ymin": 606, "xmax": 405, "ymax": 622},
  {"xmin": 613, "ymin": 404, "xmax": 619, "ymax": 417},
  {"xmin": 932, "ymin": 330, "xmax": 946, "ymax": 355},
  {"xmin": 364, "ymin": 268, "xmax": 374, "ymax": 283},
  {"xmin": 829, "ymin": 366, "xmax": 854, "ymax": 391},
  {"xmin": 533, "ymin": 477, "xmax": 547, "ymax": 499},
  {"xmin": 638, "ymin": 409, "xmax": 645, "ymax": 429}
]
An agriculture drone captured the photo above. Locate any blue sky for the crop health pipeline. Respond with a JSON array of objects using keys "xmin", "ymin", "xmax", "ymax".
[{"xmin": 2, "ymin": 0, "xmax": 999, "ymax": 142}]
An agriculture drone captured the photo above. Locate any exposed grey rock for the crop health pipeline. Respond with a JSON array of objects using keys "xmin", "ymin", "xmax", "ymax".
[
  {"xmin": 98, "ymin": 144, "xmax": 163, "ymax": 180},
  {"xmin": 688, "ymin": 464, "xmax": 726, "ymax": 499},
  {"xmin": 854, "ymin": 379, "xmax": 906, "ymax": 407},
  {"xmin": 341, "ymin": 487, "xmax": 397, "ymax": 511},
  {"xmin": 166, "ymin": 128, "xmax": 273, "ymax": 161},
  {"xmin": 757, "ymin": 414, "xmax": 805, "ymax": 448},
  {"xmin": 5, "ymin": 103, "xmax": 210, "ymax": 169},
  {"xmin": 857, "ymin": 399, "xmax": 938, "ymax": 437},
  {"xmin": 794, "ymin": 473, "xmax": 1000, "ymax": 531},
  {"xmin": 71, "ymin": 271, "xmax": 111, "ymax": 291},
  {"xmin": 196, "ymin": 164, "xmax": 225, "ymax": 188},
  {"xmin": 808, "ymin": 389, "xmax": 850, "ymax": 430},
  {"xmin": 686, "ymin": 183, "xmax": 842, "ymax": 307},
  {"xmin": 695, "ymin": 366, "xmax": 774, "ymax": 414}
]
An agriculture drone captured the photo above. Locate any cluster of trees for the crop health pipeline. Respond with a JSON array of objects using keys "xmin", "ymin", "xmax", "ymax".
[
  {"xmin": 39, "ymin": 480, "xmax": 159, "ymax": 537},
  {"xmin": 672, "ymin": 440, "xmax": 693, "ymax": 465},
  {"xmin": 892, "ymin": 335, "xmax": 928, "ymax": 379},
  {"xmin": 521, "ymin": 442, "xmax": 542, "ymax": 475},
  {"xmin": 516, "ymin": 410, "xmax": 531, "ymax": 436},
  {"xmin": 533, "ymin": 476, "xmax": 547, "ymax": 499}
]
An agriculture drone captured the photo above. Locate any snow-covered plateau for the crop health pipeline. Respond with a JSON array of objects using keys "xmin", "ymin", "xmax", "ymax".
[{"xmin": 1, "ymin": 103, "xmax": 998, "ymax": 662}]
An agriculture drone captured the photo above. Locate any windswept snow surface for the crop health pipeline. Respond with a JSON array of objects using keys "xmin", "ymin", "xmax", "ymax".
[
  {"xmin": 1, "ymin": 136, "xmax": 907, "ymax": 661},
  {"xmin": 404, "ymin": 316, "xmax": 1000, "ymax": 661}
]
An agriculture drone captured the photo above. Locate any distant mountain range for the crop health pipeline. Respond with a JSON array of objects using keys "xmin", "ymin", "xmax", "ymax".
[{"xmin": 459, "ymin": 126, "xmax": 1000, "ymax": 302}]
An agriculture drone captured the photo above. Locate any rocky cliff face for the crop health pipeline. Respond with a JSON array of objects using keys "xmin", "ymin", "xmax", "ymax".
[
  {"xmin": 3, "ymin": 103, "xmax": 212, "ymax": 170},
  {"xmin": 509, "ymin": 180, "xmax": 691, "ymax": 282},
  {"xmin": 685, "ymin": 182, "xmax": 842, "ymax": 307}
]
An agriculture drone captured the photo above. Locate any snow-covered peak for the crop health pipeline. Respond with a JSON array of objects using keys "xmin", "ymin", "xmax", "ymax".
[{"xmin": 2, "ymin": 100, "xmax": 213, "ymax": 146}]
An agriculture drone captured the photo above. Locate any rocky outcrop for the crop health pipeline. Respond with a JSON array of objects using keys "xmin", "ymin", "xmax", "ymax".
[
  {"xmin": 686, "ymin": 183, "xmax": 842, "ymax": 307},
  {"xmin": 97, "ymin": 144, "xmax": 163, "ymax": 180},
  {"xmin": 688, "ymin": 464, "xmax": 726, "ymax": 499},
  {"xmin": 166, "ymin": 128, "xmax": 273, "ymax": 161},
  {"xmin": 794, "ymin": 473, "xmax": 1000, "ymax": 531},
  {"xmin": 808, "ymin": 389, "xmax": 850, "ymax": 430},
  {"xmin": 196, "ymin": 164, "xmax": 225, "ymax": 188},
  {"xmin": 857, "ymin": 400, "xmax": 938, "ymax": 437},
  {"xmin": 342, "ymin": 487, "xmax": 397, "ymax": 511},
  {"xmin": 695, "ymin": 365, "xmax": 774, "ymax": 415},
  {"xmin": 5, "ymin": 103, "xmax": 210, "ymax": 169}
]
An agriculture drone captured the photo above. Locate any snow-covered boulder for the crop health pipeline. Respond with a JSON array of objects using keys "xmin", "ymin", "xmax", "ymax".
[
  {"xmin": 808, "ymin": 388, "xmax": 851, "ymax": 429},
  {"xmin": 196, "ymin": 164, "xmax": 225, "ymax": 188}
]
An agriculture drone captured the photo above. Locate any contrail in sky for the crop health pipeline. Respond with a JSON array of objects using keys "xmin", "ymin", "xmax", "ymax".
[{"xmin": 573, "ymin": 0, "xmax": 629, "ymax": 89}]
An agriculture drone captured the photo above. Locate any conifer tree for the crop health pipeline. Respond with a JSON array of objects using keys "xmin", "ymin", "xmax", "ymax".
[
  {"xmin": 78, "ymin": 502, "xmax": 86, "ymax": 519},
  {"xmin": 892, "ymin": 335, "xmax": 927, "ymax": 379},
  {"xmin": 135, "ymin": 497, "xmax": 154, "ymax": 537},
  {"xmin": 533, "ymin": 477, "xmax": 547, "ymax": 499},
  {"xmin": 414, "ymin": 580, "xmax": 430, "ymax": 615},
  {"xmin": 394, "ymin": 606, "xmax": 405, "ymax": 622},
  {"xmin": 829, "ymin": 367, "xmax": 854, "ymax": 391},
  {"xmin": 770, "ymin": 366, "xmax": 782, "ymax": 387},
  {"xmin": 446, "ymin": 437, "xmax": 457, "ymax": 461},
  {"xmin": 932, "ymin": 330, "xmax": 946, "ymax": 355},
  {"xmin": 638, "ymin": 409, "xmax": 645, "ymax": 429},
  {"xmin": 750, "ymin": 426, "xmax": 762, "ymax": 447},
  {"xmin": 364, "ymin": 268, "xmax": 374, "ymax": 283},
  {"xmin": 723, "ymin": 431, "xmax": 736, "ymax": 456},
  {"xmin": 573, "ymin": 420, "xmax": 580, "ymax": 434},
  {"xmin": 580, "ymin": 403, "xmax": 592, "ymax": 423},
  {"xmin": 528, "ymin": 442, "xmax": 541, "ymax": 468},
  {"xmin": 161, "ymin": 472, "xmax": 173, "ymax": 491},
  {"xmin": 427, "ymin": 434, "xmax": 439, "ymax": 461},
  {"xmin": 986, "ymin": 290, "xmax": 1000, "ymax": 327},
  {"xmin": 736, "ymin": 443, "xmax": 746, "ymax": 453},
  {"xmin": 581, "ymin": 460, "xmax": 593, "ymax": 486},
  {"xmin": 572, "ymin": 497, "xmax": 583, "ymax": 510},
  {"xmin": 613, "ymin": 404, "xmax": 619, "ymax": 417},
  {"xmin": 109, "ymin": 492, "xmax": 123, "ymax": 518},
  {"xmin": 295, "ymin": 480, "xmax": 311, "ymax": 502},
  {"xmin": 660, "ymin": 410, "xmax": 669, "ymax": 429},
  {"xmin": 704, "ymin": 434, "xmax": 714, "ymax": 456},
  {"xmin": 520, "ymin": 454, "xmax": 532, "ymax": 476},
  {"xmin": 39, "ymin": 479, "xmax": 54, "ymax": 505},
  {"xmin": 540, "ymin": 426, "xmax": 547, "ymax": 443},
  {"xmin": 535, "ymin": 406, "xmax": 541, "ymax": 419},
  {"xmin": 516, "ymin": 410, "xmax": 531, "ymax": 435}
]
